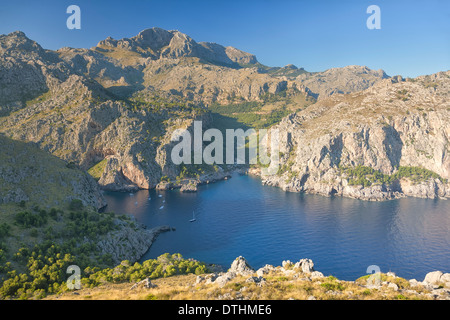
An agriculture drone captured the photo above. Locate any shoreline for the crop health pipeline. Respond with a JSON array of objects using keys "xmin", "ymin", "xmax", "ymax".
[{"xmin": 100, "ymin": 165, "xmax": 449, "ymax": 202}]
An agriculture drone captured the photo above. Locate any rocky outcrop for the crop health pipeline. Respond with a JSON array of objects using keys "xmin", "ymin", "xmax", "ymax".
[
  {"xmin": 258, "ymin": 71, "xmax": 450, "ymax": 201},
  {"xmin": 96, "ymin": 219, "xmax": 172, "ymax": 265},
  {"xmin": 200, "ymin": 256, "xmax": 324, "ymax": 288},
  {"xmin": 194, "ymin": 256, "xmax": 449, "ymax": 300},
  {"xmin": 229, "ymin": 256, "xmax": 255, "ymax": 276},
  {"xmin": 423, "ymin": 271, "xmax": 450, "ymax": 288}
]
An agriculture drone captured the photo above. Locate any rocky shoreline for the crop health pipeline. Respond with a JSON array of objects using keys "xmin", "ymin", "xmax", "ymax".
[
  {"xmin": 246, "ymin": 167, "xmax": 450, "ymax": 201},
  {"xmin": 96, "ymin": 217, "xmax": 174, "ymax": 265},
  {"xmin": 154, "ymin": 166, "xmax": 232, "ymax": 193}
]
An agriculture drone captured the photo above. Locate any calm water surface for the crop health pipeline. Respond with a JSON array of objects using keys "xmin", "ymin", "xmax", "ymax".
[{"xmin": 104, "ymin": 174, "xmax": 450, "ymax": 281}]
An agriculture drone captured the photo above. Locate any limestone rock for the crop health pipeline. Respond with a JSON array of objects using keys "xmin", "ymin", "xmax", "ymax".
[
  {"xmin": 96, "ymin": 223, "xmax": 171, "ymax": 265},
  {"xmin": 229, "ymin": 256, "xmax": 255, "ymax": 276},
  {"xmin": 294, "ymin": 258, "xmax": 315, "ymax": 274},
  {"xmin": 260, "ymin": 71, "xmax": 450, "ymax": 201},
  {"xmin": 423, "ymin": 271, "xmax": 450, "ymax": 288},
  {"xmin": 130, "ymin": 278, "xmax": 156, "ymax": 290},
  {"xmin": 256, "ymin": 264, "xmax": 275, "ymax": 277}
]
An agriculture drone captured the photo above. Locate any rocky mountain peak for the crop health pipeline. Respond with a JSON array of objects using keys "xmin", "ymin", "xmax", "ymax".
[
  {"xmin": 134, "ymin": 27, "xmax": 173, "ymax": 51},
  {"xmin": 95, "ymin": 27, "xmax": 258, "ymax": 67},
  {"xmin": 283, "ymin": 64, "xmax": 298, "ymax": 70},
  {"xmin": 0, "ymin": 31, "xmax": 46, "ymax": 56}
]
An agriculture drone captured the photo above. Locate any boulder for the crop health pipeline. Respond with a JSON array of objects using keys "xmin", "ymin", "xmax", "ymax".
[
  {"xmin": 215, "ymin": 272, "xmax": 236, "ymax": 287},
  {"xmin": 130, "ymin": 278, "xmax": 156, "ymax": 290},
  {"xmin": 387, "ymin": 282, "xmax": 399, "ymax": 291},
  {"xmin": 245, "ymin": 276, "xmax": 266, "ymax": 286},
  {"xmin": 229, "ymin": 256, "xmax": 255, "ymax": 276},
  {"xmin": 256, "ymin": 264, "xmax": 275, "ymax": 278},
  {"xmin": 423, "ymin": 271, "xmax": 443, "ymax": 285},
  {"xmin": 310, "ymin": 271, "xmax": 324, "ymax": 279},
  {"xmin": 294, "ymin": 258, "xmax": 315, "ymax": 274}
]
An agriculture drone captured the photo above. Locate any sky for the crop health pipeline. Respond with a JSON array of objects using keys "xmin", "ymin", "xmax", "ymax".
[{"xmin": 0, "ymin": 0, "xmax": 448, "ymax": 77}]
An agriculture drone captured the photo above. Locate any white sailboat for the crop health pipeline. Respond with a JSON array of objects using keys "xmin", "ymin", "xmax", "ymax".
[{"xmin": 189, "ymin": 211, "xmax": 196, "ymax": 222}]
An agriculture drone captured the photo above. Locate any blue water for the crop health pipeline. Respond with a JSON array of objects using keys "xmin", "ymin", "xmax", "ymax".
[{"xmin": 103, "ymin": 173, "xmax": 450, "ymax": 281}]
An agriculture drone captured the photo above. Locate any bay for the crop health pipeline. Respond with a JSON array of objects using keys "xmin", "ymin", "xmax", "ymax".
[{"xmin": 103, "ymin": 173, "xmax": 450, "ymax": 281}]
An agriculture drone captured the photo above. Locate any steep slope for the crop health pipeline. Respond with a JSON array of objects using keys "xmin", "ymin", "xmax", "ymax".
[
  {"xmin": 258, "ymin": 72, "xmax": 450, "ymax": 200},
  {"xmin": 0, "ymin": 31, "xmax": 74, "ymax": 116},
  {"xmin": 0, "ymin": 135, "xmax": 105, "ymax": 209}
]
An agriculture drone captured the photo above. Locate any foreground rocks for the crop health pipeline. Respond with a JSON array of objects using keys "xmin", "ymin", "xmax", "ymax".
[
  {"xmin": 50, "ymin": 256, "xmax": 450, "ymax": 300},
  {"xmin": 194, "ymin": 256, "xmax": 449, "ymax": 300}
]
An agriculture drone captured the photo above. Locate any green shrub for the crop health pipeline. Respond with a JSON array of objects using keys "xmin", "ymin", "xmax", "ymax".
[{"xmin": 69, "ymin": 199, "xmax": 83, "ymax": 211}]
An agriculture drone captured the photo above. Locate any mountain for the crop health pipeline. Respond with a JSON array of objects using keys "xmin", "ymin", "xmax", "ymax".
[
  {"xmin": 96, "ymin": 27, "xmax": 258, "ymax": 67},
  {"xmin": 0, "ymin": 28, "xmax": 401, "ymax": 194}
]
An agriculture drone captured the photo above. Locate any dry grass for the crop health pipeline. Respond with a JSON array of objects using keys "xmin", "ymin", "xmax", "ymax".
[
  {"xmin": 95, "ymin": 46, "xmax": 144, "ymax": 66},
  {"xmin": 46, "ymin": 270, "xmax": 434, "ymax": 301}
]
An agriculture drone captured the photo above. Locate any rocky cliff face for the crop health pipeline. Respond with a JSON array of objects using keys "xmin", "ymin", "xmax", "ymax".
[{"xmin": 258, "ymin": 72, "xmax": 450, "ymax": 200}]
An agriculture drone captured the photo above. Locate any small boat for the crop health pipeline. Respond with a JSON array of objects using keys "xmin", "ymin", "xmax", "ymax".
[
  {"xmin": 148, "ymin": 197, "xmax": 151, "ymax": 200},
  {"xmin": 158, "ymin": 195, "xmax": 162, "ymax": 198},
  {"xmin": 189, "ymin": 211, "xmax": 196, "ymax": 222},
  {"xmin": 159, "ymin": 205, "xmax": 164, "ymax": 209},
  {"xmin": 162, "ymin": 200, "xmax": 165, "ymax": 203}
]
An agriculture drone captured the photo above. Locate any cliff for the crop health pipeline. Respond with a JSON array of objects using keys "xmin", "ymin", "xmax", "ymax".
[{"xmin": 257, "ymin": 72, "xmax": 450, "ymax": 200}]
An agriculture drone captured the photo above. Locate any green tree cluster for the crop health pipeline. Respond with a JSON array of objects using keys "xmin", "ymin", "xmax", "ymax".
[
  {"xmin": 82, "ymin": 253, "xmax": 208, "ymax": 288},
  {"xmin": 339, "ymin": 165, "xmax": 447, "ymax": 187}
]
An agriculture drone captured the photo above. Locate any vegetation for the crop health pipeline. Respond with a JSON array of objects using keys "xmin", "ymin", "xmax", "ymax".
[
  {"xmin": 0, "ymin": 200, "xmax": 124, "ymax": 299},
  {"xmin": 339, "ymin": 165, "xmax": 447, "ymax": 187},
  {"xmin": 127, "ymin": 92, "xmax": 206, "ymax": 117},
  {"xmin": 87, "ymin": 159, "xmax": 108, "ymax": 181},
  {"xmin": 82, "ymin": 253, "xmax": 208, "ymax": 288},
  {"xmin": 209, "ymin": 89, "xmax": 314, "ymax": 129}
]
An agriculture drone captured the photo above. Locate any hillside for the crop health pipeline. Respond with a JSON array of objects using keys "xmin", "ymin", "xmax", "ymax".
[
  {"xmin": 47, "ymin": 255, "xmax": 450, "ymax": 300},
  {"xmin": 0, "ymin": 135, "xmax": 104, "ymax": 209},
  {"xmin": 0, "ymin": 135, "xmax": 173, "ymax": 299}
]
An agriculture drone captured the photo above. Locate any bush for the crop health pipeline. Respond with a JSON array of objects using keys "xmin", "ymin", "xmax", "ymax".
[
  {"xmin": 339, "ymin": 165, "xmax": 446, "ymax": 187},
  {"xmin": 0, "ymin": 223, "xmax": 11, "ymax": 239},
  {"xmin": 15, "ymin": 211, "xmax": 47, "ymax": 228},
  {"xmin": 69, "ymin": 199, "xmax": 83, "ymax": 211}
]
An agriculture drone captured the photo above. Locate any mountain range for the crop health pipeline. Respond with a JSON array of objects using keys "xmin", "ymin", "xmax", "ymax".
[{"xmin": 0, "ymin": 27, "xmax": 449, "ymax": 204}]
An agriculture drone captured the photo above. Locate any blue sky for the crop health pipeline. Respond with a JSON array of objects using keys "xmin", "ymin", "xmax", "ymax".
[{"xmin": 0, "ymin": 0, "xmax": 448, "ymax": 77}]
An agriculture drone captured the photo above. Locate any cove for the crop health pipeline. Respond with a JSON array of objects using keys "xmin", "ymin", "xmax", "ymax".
[{"xmin": 103, "ymin": 173, "xmax": 450, "ymax": 281}]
